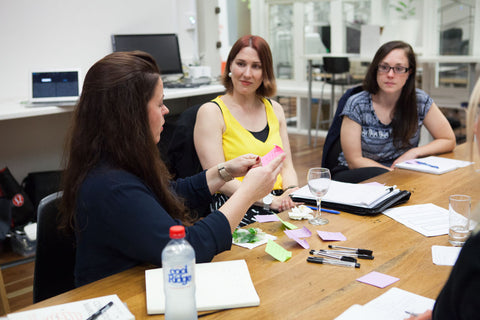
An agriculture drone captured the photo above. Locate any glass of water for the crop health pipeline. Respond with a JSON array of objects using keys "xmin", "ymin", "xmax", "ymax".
[
  {"xmin": 307, "ymin": 167, "xmax": 331, "ymax": 225},
  {"xmin": 448, "ymin": 194, "xmax": 472, "ymax": 246}
]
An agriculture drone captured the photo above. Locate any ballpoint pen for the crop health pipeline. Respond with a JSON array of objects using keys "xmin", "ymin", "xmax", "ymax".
[
  {"xmin": 319, "ymin": 249, "xmax": 374, "ymax": 260},
  {"xmin": 404, "ymin": 310, "xmax": 419, "ymax": 317},
  {"xmin": 306, "ymin": 206, "xmax": 341, "ymax": 214},
  {"xmin": 327, "ymin": 245, "xmax": 373, "ymax": 256},
  {"xmin": 86, "ymin": 301, "xmax": 113, "ymax": 320},
  {"xmin": 307, "ymin": 256, "xmax": 360, "ymax": 268},
  {"xmin": 309, "ymin": 250, "xmax": 357, "ymax": 262},
  {"xmin": 415, "ymin": 160, "xmax": 439, "ymax": 169}
]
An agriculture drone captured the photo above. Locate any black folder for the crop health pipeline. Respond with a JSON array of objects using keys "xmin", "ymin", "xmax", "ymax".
[{"xmin": 290, "ymin": 190, "xmax": 411, "ymax": 216}]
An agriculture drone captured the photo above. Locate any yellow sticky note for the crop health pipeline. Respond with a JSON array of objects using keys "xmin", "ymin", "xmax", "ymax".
[
  {"xmin": 276, "ymin": 214, "xmax": 298, "ymax": 230},
  {"xmin": 265, "ymin": 239, "xmax": 292, "ymax": 262}
]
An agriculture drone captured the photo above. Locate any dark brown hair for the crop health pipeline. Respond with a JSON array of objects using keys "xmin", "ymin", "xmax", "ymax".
[
  {"xmin": 59, "ymin": 51, "xmax": 191, "ymax": 234},
  {"xmin": 363, "ymin": 41, "xmax": 417, "ymax": 148},
  {"xmin": 222, "ymin": 35, "xmax": 276, "ymax": 97}
]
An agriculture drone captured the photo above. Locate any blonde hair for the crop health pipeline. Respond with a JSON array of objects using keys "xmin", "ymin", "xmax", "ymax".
[{"xmin": 466, "ymin": 77, "xmax": 480, "ymax": 163}]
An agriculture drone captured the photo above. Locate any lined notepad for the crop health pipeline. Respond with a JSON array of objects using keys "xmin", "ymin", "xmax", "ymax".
[{"xmin": 145, "ymin": 259, "xmax": 260, "ymax": 314}]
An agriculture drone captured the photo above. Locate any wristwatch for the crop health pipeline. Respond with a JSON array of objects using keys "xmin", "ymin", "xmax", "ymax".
[
  {"xmin": 217, "ymin": 163, "xmax": 233, "ymax": 182},
  {"xmin": 263, "ymin": 194, "xmax": 273, "ymax": 210}
]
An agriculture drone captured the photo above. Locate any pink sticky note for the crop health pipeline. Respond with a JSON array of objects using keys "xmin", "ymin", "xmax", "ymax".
[
  {"xmin": 356, "ymin": 271, "xmax": 399, "ymax": 288},
  {"xmin": 261, "ymin": 145, "xmax": 284, "ymax": 166},
  {"xmin": 284, "ymin": 227, "xmax": 312, "ymax": 239},
  {"xmin": 317, "ymin": 231, "xmax": 347, "ymax": 241},
  {"xmin": 254, "ymin": 215, "xmax": 280, "ymax": 223},
  {"xmin": 291, "ymin": 236, "xmax": 310, "ymax": 249}
]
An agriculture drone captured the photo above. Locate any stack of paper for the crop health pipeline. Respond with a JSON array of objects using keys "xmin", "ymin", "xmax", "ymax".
[
  {"xmin": 291, "ymin": 181, "xmax": 396, "ymax": 208},
  {"xmin": 382, "ymin": 203, "xmax": 449, "ymax": 237},
  {"xmin": 395, "ymin": 156, "xmax": 472, "ymax": 174},
  {"xmin": 335, "ymin": 287, "xmax": 435, "ymax": 320},
  {"xmin": 145, "ymin": 259, "xmax": 259, "ymax": 314},
  {"xmin": 7, "ymin": 294, "xmax": 134, "ymax": 320}
]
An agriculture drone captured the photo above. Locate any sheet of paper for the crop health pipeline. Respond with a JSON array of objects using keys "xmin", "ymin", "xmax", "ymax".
[
  {"xmin": 364, "ymin": 287, "xmax": 435, "ymax": 319},
  {"xmin": 291, "ymin": 181, "xmax": 394, "ymax": 207},
  {"xmin": 317, "ymin": 231, "xmax": 347, "ymax": 241},
  {"xmin": 265, "ymin": 239, "xmax": 292, "ymax": 262},
  {"xmin": 383, "ymin": 203, "xmax": 449, "ymax": 237},
  {"xmin": 233, "ymin": 233, "xmax": 277, "ymax": 250},
  {"xmin": 432, "ymin": 245, "xmax": 462, "ymax": 266},
  {"xmin": 395, "ymin": 156, "xmax": 472, "ymax": 174},
  {"xmin": 334, "ymin": 304, "xmax": 393, "ymax": 320},
  {"xmin": 261, "ymin": 145, "xmax": 284, "ymax": 166},
  {"xmin": 254, "ymin": 214, "xmax": 279, "ymax": 223},
  {"xmin": 356, "ymin": 271, "xmax": 399, "ymax": 288},
  {"xmin": 7, "ymin": 294, "xmax": 134, "ymax": 320}
]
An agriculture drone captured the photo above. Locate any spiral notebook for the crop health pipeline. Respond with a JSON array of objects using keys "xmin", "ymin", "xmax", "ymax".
[{"xmin": 290, "ymin": 181, "xmax": 411, "ymax": 216}]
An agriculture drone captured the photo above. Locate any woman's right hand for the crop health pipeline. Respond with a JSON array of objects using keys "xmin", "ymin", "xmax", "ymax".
[
  {"xmin": 404, "ymin": 310, "xmax": 432, "ymax": 320},
  {"xmin": 240, "ymin": 153, "xmax": 285, "ymax": 202}
]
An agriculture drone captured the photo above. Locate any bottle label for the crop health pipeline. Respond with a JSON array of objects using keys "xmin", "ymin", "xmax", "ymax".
[{"xmin": 167, "ymin": 264, "xmax": 193, "ymax": 287}]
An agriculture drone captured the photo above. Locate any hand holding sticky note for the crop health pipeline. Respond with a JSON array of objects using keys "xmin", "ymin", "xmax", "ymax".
[{"xmin": 261, "ymin": 145, "xmax": 284, "ymax": 166}]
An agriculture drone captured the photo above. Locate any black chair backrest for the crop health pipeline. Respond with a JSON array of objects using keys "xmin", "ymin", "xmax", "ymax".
[
  {"xmin": 33, "ymin": 191, "xmax": 76, "ymax": 303},
  {"xmin": 165, "ymin": 104, "xmax": 204, "ymax": 179},
  {"xmin": 321, "ymin": 85, "xmax": 363, "ymax": 170},
  {"xmin": 323, "ymin": 57, "xmax": 350, "ymax": 74}
]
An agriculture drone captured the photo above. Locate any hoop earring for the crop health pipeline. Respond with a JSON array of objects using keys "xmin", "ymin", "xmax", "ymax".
[{"xmin": 228, "ymin": 72, "xmax": 232, "ymax": 77}]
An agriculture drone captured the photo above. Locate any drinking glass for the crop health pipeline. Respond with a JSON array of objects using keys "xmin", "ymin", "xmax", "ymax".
[
  {"xmin": 448, "ymin": 194, "xmax": 472, "ymax": 246},
  {"xmin": 307, "ymin": 167, "xmax": 331, "ymax": 225}
]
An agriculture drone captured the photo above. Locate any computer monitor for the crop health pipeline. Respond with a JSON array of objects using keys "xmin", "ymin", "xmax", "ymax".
[{"xmin": 111, "ymin": 33, "xmax": 184, "ymax": 77}]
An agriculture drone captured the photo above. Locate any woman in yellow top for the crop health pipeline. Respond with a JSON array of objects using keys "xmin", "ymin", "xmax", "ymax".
[{"xmin": 194, "ymin": 35, "xmax": 299, "ymax": 227}]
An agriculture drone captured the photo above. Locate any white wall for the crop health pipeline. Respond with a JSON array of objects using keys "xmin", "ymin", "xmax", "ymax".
[
  {"xmin": 0, "ymin": 0, "xmax": 205, "ymax": 182},
  {"xmin": 0, "ymin": 0, "xmax": 200, "ymax": 101}
]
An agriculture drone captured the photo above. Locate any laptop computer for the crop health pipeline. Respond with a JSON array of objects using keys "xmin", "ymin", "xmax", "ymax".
[{"xmin": 26, "ymin": 69, "xmax": 81, "ymax": 107}]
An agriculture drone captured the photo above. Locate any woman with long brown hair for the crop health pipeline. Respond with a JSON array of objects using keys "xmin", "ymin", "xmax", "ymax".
[
  {"xmin": 60, "ymin": 51, "xmax": 284, "ymax": 287},
  {"xmin": 335, "ymin": 41, "xmax": 455, "ymax": 182}
]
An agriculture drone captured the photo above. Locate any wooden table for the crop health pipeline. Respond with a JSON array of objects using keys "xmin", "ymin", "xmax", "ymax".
[{"xmin": 15, "ymin": 145, "xmax": 478, "ymax": 319}]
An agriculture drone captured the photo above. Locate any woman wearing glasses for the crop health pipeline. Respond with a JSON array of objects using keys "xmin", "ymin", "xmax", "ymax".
[{"xmin": 334, "ymin": 41, "xmax": 455, "ymax": 182}]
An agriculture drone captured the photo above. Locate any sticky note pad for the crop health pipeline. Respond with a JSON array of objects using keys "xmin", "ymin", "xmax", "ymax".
[
  {"xmin": 284, "ymin": 227, "xmax": 312, "ymax": 239},
  {"xmin": 356, "ymin": 271, "xmax": 399, "ymax": 288},
  {"xmin": 276, "ymin": 214, "xmax": 298, "ymax": 230},
  {"xmin": 261, "ymin": 145, "xmax": 284, "ymax": 166},
  {"xmin": 317, "ymin": 231, "xmax": 347, "ymax": 241},
  {"xmin": 265, "ymin": 239, "xmax": 292, "ymax": 262},
  {"xmin": 254, "ymin": 215, "xmax": 280, "ymax": 223}
]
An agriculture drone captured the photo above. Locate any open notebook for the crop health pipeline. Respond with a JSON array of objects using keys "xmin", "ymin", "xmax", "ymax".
[
  {"xmin": 145, "ymin": 259, "xmax": 260, "ymax": 315},
  {"xmin": 395, "ymin": 156, "xmax": 472, "ymax": 174}
]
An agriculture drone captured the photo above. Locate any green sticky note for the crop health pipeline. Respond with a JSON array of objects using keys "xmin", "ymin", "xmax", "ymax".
[
  {"xmin": 276, "ymin": 214, "xmax": 298, "ymax": 230},
  {"xmin": 265, "ymin": 239, "xmax": 292, "ymax": 262}
]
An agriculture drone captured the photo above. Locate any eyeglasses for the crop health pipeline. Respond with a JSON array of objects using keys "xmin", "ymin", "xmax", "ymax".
[{"xmin": 377, "ymin": 64, "xmax": 410, "ymax": 74}]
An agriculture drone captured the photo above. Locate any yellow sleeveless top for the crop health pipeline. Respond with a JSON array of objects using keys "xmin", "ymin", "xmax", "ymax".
[{"xmin": 213, "ymin": 96, "xmax": 283, "ymax": 190}]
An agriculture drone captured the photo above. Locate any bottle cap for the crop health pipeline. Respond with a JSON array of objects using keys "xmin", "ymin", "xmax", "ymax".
[{"xmin": 169, "ymin": 225, "xmax": 185, "ymax": 239}]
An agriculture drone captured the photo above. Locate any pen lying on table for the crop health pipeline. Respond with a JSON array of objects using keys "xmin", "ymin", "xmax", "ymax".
[
  {"xmin": 307, "ymin": 256, "xmax": 360, "ymax": 268},
  {"xmin": 309, "ymin": 250, "xmax": 357, "ymax": 263},
  {"xmin": 306, "ymin": 206, "xmax": 341, "ymax": 214},
  {"xmin": 328, "ymin": 245, "xmax": 373, "ymax": 256},
  {"xmin": 316, "ymin": 249, "xmax": 374, "ymax": 260}
]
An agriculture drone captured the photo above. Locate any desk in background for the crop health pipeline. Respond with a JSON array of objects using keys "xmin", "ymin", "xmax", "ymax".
[
  {"xmin": 0, "ymin": 84, "xmax": 225, "ymax": 183},
  {"xmin": 14, "ymin": 144, "xmax": 477, "ymax": 319}
]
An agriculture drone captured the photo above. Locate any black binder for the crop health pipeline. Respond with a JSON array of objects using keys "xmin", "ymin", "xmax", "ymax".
[{"xmin": 290, "ymin": 190, "xmax": 411, "ymax": 216}]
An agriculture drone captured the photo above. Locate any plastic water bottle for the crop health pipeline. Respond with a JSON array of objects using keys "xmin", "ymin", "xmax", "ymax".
[{"xmin": 161, "ymin": 225, "xmax": 197, "ymax": 320}]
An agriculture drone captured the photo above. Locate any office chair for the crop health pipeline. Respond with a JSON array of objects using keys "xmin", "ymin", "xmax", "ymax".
[
  {"xmin": 321, "ymin": 85, "xmax": 363, "ymax": 171},
  {"xmin": 314, "ymin": 57, "xmax": 362, "ymax": 146},
  {"xmin": 33, "ymin": 191, "xmax": 76, "ymax": 303}
]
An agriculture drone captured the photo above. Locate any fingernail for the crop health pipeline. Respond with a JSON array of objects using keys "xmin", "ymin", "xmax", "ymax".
[{"xmin": 256, "ymin": 156, "xmax": 260, "ymax": 161}]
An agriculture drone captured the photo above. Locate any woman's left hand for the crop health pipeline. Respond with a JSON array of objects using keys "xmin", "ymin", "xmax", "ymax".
[
  {"xmin": 223, "ymin": 154, "xmax": 261, "ymax": 178},
  {"xmin": 270, "ymin": 188, "xmax": 300, "ymax": 212},
  {"xmin": 391, "ymin": 148, "xmax": 421, "ymax": 168}
]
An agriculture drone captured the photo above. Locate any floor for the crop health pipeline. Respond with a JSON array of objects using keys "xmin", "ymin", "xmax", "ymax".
[{"xmin": 0, "ymin": 133, "xmax": 325, "ymax": 315}]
